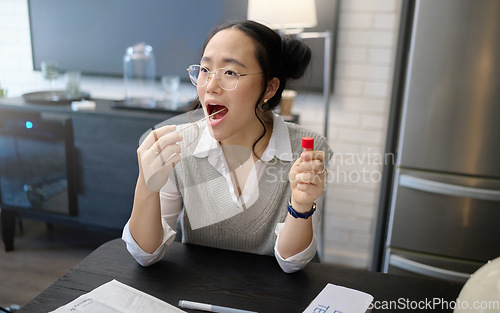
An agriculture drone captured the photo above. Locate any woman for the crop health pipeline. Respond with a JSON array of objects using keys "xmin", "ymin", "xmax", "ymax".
[{"xmin": 122, "ymin": 20, "xmax": 332, "ymax": 273}]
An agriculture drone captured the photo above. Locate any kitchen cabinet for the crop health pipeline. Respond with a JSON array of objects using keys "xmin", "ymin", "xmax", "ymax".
[{"xmin": 0, "ymin": 97, "xmax": 182, "ymax": 250}]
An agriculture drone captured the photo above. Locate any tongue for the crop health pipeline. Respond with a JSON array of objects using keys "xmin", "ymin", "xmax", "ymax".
[{"xmin": 212, "ymin": 106, "xmax": 228, "ymax": 119}]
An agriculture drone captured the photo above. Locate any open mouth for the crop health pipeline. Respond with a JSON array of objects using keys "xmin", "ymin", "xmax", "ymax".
[{"xmin": 207, "ymin": 103, "xmax": 228, "ymax": 121}]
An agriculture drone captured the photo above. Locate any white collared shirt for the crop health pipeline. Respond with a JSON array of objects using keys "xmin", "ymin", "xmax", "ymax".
[
  {"xmin": 191, "ymin": 112, "xmax": 293, "ymax": 209},
  {"xmin": 122, "ymin": 113, "xmax": 318, "ymax": 272}
]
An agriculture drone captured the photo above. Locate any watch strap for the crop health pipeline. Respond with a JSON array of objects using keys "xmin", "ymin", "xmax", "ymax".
[{"xmin": 287, "ymin": 200, "xmax": 316, "ymax": 219}]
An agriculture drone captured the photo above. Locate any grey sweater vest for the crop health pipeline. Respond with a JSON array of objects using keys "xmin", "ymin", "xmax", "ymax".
[{"xmin": 171, "ymin": 121, "xmax": 331, "ymax": 256}]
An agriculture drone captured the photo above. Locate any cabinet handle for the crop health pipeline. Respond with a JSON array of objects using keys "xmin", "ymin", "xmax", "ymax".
[
  {"xmin": 389, "ymin": 254, "xmax": 471, "ymax": 282},
  {"xmin": 399, "ymin": 174, "xmax": 500, "ymax": 202}
]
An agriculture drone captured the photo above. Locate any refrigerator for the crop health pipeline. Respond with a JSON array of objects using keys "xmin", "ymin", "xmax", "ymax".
[{"xmin": 380, "ymin": 0, "xmax": 500, "ymax": 282}]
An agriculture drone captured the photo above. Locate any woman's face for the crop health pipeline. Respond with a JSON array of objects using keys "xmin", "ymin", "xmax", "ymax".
[{"xmin": 198, "ymin": 28, "xmax": 267, "ymax": 144}]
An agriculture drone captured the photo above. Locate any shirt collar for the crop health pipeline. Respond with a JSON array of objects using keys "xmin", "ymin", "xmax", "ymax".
[
  {"xmin": 261, "ymin": 113, "xmax": 293, "ymax": 162},
  {"xmin": 193, "ymin": 113, "xmax": 293, "ymax": 162}
]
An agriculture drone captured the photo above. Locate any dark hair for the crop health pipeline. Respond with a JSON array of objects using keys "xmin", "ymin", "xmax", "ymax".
[
  {"xmin": 204, "ymin": 19, "xmax": 311, "ymax": 110},
  {"xmin": 193, "ymin": 19, "xmax": 311, "ymax": 156}
]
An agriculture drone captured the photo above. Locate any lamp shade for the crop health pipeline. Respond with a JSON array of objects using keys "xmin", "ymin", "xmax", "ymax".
[{"xmin": 247, "ymin": 0, "xmax": 318, "ymax": 30}]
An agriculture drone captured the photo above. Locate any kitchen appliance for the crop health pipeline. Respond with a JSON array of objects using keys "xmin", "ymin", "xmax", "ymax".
[{"xmin": 376, "ymin": 0, "xmax": 500, "ymax": 282}]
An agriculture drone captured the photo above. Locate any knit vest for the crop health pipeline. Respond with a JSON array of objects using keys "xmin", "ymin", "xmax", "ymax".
[{"xmin": 171, "ymin": 121, "xmax": 331, "ymax": 256}]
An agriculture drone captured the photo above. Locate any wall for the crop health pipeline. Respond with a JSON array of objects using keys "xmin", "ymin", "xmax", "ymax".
[
  {"xmin": 0, "ymin": 0, "xmax": 401, "ymax": 269},
  {"xmin": 307, "ymin": 0, "xmax": 401, "ymax": 268}
]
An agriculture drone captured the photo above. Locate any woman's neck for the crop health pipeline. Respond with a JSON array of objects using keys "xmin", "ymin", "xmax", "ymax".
[
  {"xmin": 220, "ymin": 112, "xmax": 273, "ymax": 197},
  {"xmin": 220, "ymin": 111, "xmax": 273, "ymax": 160}
]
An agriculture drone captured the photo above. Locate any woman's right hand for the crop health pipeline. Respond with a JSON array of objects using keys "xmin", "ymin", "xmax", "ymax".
[{"xmin": 137, "ymin": 125, "xmax": 183, "ymax": 192}]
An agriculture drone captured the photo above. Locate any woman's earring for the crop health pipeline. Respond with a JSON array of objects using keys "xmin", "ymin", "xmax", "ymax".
[{"xmin": 261, "ymin": 99, "xmax": 270, "ymax": 111}]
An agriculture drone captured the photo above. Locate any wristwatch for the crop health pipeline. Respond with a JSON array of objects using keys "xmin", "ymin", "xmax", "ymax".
[{"xmin": 287, "ymin": 200, "xmax": 316, "ymax": 219}]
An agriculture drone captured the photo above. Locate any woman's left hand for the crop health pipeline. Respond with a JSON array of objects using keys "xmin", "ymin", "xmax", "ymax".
[{"xmin": 289, "ymin": 150, "xmax": 327, "ymax": 208}]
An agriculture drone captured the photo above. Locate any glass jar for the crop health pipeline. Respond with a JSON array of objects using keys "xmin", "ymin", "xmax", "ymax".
[{"xmin": 123, "ymin": 42, "xmax": 156, "ymax": 107}]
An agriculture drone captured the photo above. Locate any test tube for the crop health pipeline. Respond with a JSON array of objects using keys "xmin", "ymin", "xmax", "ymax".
[{"xmin": 302, "ymin": 137, "xmax": 314, "ymax": 151}]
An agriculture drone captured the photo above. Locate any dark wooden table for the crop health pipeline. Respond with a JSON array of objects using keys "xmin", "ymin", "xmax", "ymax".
[{"xmin": 18, "ymin": 239, "xmax": 464, "ymax": 313}]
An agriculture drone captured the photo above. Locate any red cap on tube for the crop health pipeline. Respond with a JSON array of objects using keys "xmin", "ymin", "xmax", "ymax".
[{"xmin": 302, "ymin": 137, "xmax": 314, "ymax": 150}]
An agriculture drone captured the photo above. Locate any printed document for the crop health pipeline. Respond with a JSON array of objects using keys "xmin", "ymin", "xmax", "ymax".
[
  {"xmin": 303, "ymin": 283, "xmax": 373, "ymax": 313},
  {"xmin": 50, "ymin": 279, "xmax": 186, "ymax": 313}
]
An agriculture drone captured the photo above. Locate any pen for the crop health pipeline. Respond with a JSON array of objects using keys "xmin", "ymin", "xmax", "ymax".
[{"xmin": 178, "ymin": 300, "xmax": 258, "ymax": 313}]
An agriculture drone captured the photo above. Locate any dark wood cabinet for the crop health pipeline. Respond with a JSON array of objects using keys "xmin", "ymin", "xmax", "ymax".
[{"xmin": 0, "ymin": 97, "xmax": 181, "ymax": 250}]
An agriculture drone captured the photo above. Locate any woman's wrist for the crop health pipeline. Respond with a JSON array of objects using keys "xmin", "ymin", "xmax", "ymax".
[
  {"xmin": 135, "ymin": 174, "xmax": 160, "ymax": 203},
  {"xmin": 290, "ymin": 198, "xmax": 314, "ymax": 213},
  {"xmin": 288, "ymin": 199, "xmax": 316, "ymax": 219}
]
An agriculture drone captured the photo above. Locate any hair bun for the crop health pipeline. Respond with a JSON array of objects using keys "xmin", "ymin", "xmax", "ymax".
[{"xmin": 281, "ymin": 38, "xmax": 312, "ymax": 80}]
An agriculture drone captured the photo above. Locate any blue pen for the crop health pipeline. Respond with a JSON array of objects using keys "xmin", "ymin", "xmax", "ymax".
[{"xmin": 178, "ymin": 300, "xmax": 258, "ymax": 313}]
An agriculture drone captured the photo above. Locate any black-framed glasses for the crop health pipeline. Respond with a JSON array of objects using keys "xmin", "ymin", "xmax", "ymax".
[{"xmin": 187, "ymin": 65, "xmax": 262, "ymax": 91}]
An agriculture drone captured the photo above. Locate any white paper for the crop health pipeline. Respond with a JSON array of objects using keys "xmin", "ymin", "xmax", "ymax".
[
  {"xmin": 50, "ymin": 279, "xmax": 186, "ymax": 313},
  {"xmin": 303, "ymin": 283, "xmax": 374, "ymax": 313}
]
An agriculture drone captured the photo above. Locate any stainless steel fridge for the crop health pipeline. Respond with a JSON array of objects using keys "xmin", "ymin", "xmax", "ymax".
[{"xmin": 380, "ymin": 0, "xmax": 500, "ymax": 282}]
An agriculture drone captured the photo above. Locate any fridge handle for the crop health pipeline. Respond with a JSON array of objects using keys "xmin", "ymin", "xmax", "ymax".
[
  {"xmin": 399, "ymin": 174, "xmax": 500, "ymax": 201},
  {"xmin": 389, "ymin": 254, "xmax": 471, "ymax": 283}
]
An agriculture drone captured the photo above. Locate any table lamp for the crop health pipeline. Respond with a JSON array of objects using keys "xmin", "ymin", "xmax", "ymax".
[{"xmin": 247, "ymin": 0, "xmax": 317, "ymax": 34}]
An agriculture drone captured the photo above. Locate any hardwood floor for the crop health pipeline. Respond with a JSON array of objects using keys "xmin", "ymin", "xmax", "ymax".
[{"xmin": 0, "ymin": 217, "xmax": 118, "ymax": 310}]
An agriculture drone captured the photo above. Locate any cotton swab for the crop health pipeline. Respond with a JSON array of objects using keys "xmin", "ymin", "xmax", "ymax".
[
  {"xmin": 143, "ymin": 108, "xmax": 225, "ymax": 147},
  {"xmin": 176, "ymin": 108, "xmax": 225, "ymax": 133}
]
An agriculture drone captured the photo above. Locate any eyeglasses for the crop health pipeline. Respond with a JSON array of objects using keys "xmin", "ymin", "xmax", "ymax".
[{"xmin": 187, "ymin": 65, "xmax": 262, "ymax": 91}]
